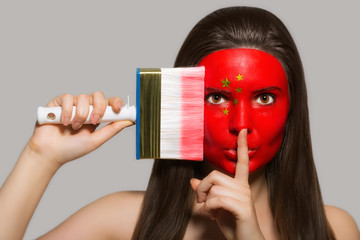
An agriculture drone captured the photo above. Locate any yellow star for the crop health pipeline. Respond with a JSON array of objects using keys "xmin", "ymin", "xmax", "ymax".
[
  {"xmin": 235, "ymin": 87, "xmax": 242, "ymax": 93},
  {"xmin": 221, "ymin": 78, "xmax": 231, "ymax": 88},
  {"xmin": 223, "ymin": 108, "xmax": 229, "ymax": 115},
  {"xmin": 236, "ymin": 74, "xmax": 243, "ymax": 81},
  {"xmin": 233, "ymin": 99, "xmax": 239, "ymax": 106}
]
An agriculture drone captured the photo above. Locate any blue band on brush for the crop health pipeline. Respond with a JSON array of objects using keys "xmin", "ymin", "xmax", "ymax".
[{"xmin": 136, "ymin": 68, "xmax": 140, "ymax": 160}]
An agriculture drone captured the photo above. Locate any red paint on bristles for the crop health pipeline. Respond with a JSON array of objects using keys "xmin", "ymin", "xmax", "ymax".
[{"xmin": 180, "ymin": 67, "xmax": 204, "ymax": 161}]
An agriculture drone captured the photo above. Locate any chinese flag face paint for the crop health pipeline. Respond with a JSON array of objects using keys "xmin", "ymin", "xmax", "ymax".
[{"xmin": 198, "ymin": 49, "xmax": 290, "ymax": 175}]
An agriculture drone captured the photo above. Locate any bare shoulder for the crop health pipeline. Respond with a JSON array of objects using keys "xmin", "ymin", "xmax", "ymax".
[
  {"xmin": 96, "ymin": 191, "xmax": 145, "ymax": 238},
  {"xmin": 38, "ymin": 191, "xmax": 145, "ymax": 240},
  {"xmin": 324, "ymin": 205, "xmax": 360, "ymax": 240}
]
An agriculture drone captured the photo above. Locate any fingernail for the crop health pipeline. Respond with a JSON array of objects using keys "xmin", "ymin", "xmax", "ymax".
[
  {"xmin": 72, "ymin": 121, "xmax": 81, "ymax": 130},
  {"xmin": 91, "ymin": 113, "xmax": 100, "ymax": 125},
  {"xmin": 63, "ymin": 117, "xmax": 70, "ymax": 126},
  {"xmin": 116, "ymin": 102, "xmax": 123, "ymax": 112},
  {"xmin": 241, "ymin": 129, "xmax": 248, "ymax": 136}
]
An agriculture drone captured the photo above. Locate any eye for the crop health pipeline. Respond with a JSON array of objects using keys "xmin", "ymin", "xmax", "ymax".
[
  {"xmin": 255, "ymin": 93, "xmax": 275, "ymax": 105},
  {"xmin": 206, "ymin": 93, "xmax": 227, "ymax": 104}
]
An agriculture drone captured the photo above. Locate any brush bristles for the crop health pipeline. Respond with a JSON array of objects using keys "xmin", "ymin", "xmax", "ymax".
[
  {"xmin": 137, "ymin": 67, "xmax": 205, "ymax": 161},
  {"xmin": 179, "ymin": 67, "xmax": 205, "ymax": 160},
  {"xmin": 160, "ymin": 68, "xmax": 182, "ymax": 159}
]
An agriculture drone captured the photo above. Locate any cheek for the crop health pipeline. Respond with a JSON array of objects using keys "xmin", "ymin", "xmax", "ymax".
[
  {"xmin": 256, "ymin": 115, "xmax": 286, "ymax": 140},
  {"xmin": 204, "ymin": 105, "xmax": 230, "ymax": 146},
  {"xmin": 253, "ymin": 100, "xmax": 289, "ymax": 140},
  {"xmin": 249, "ymin": 110, "xmax": 288, "ymax": 172},
  {"xmin": 203, "ymin": 105, "xmax": 233, "ymax": 170}
]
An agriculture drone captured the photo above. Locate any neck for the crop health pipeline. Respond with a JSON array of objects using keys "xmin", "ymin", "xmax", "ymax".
[{"xmin": 249, "ymin": 167, "xmax": 268, "ymax": 206}]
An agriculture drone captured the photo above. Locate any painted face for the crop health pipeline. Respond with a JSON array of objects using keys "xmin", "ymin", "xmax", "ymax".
[{"xmin": 198, "ymin": 48, "xmax": 290, "ymax": 175}]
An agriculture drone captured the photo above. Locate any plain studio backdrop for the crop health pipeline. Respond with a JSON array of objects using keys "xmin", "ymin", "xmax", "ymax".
[{"xmin": 0, "ymin": 0, "xmax": 359, "ymax": 239}]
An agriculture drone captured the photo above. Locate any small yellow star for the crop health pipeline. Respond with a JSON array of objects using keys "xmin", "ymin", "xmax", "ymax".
[
  {"xmin": 221, "ymin": 78, "xmax": 231, "ymax": 88},
  {"xmin": 223, "ymin": 108, "xmax": 229, "ymax": 115},
  {"xmin": 235, "ymin": 87, "xmax": 242, "ymax": 93},
  {"xmin": 233, "ymin": 99, "xmax": 239, "ymax": 106},
  {"xmin": 236, "ymin": 74, "xmax": 244, "ymax": 81}
]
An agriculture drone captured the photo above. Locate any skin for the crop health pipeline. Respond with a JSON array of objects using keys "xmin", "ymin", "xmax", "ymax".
[
  {"xmin": 0, "ymin": 95, "xmax": 359, "ymax": 239},
  {"xmin": 199, "ymin": 48, "xmax": 290, "ymax": 175}
]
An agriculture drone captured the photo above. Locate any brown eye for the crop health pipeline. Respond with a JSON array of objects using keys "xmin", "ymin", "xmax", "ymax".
[
  {"xmin": 211, "ymin": 95, "xmax": 221, "ymax": 103},
  {"xmin": 206, "ymin": 93, "xmax": 226, "ymax": 105},
  {"xmin": 255, "ymin": 94, "xmax": 275, "ymax": 105},
  {"xmin": 260, "ymin": 95, "xmax": 269, "ymax": 103}
]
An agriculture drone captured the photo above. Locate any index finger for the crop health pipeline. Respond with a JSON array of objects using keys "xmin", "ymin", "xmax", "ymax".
[
  {"xmin": 234, "ymin": 129, "xmax": 249, "ymax": 183},
  {"xmin": 47, "ymin": 94, "xmax": 74, "ymax": 126}
]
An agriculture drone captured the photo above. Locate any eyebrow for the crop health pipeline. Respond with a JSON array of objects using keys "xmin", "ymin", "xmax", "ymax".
[
  {"xmin": 253, "ymin": 87, "xmax": 283, "ymax": 94},
  {"xmin": 205, "ymin": 87, "xmax": 231, "ymax": 95},
  {"xmin": 205, "ymin": 86, "xmax": 283, "ymax": 94}
]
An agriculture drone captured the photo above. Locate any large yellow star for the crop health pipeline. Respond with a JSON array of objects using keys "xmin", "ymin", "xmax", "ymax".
[
  {"xmin": 221, "ymin": 78, "xmax": 231, "ymax": 88},
  {"xmin": 236, "ymin": 74, "xmax": 244, "ymax": 81}
]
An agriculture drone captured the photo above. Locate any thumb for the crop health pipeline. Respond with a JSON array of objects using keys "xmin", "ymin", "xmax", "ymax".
[{"xmin": 91, "ymin": 120, "xmax": 134, "ymax": 148}]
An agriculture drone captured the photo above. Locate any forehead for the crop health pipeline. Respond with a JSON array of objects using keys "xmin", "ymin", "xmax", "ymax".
[{"xmin": 198, "ymin": 48, "xmax": 287, "ymax": 88}]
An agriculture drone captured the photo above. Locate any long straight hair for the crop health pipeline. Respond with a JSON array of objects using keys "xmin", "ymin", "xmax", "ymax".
[{"xmin": 132, "ymin": 7, "xmax": 335, "ymax": 240}]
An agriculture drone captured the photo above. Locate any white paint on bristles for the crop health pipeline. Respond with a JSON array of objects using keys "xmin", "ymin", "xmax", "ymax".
[{"xmin": 160, "ymin": 67, "xmax": 204, "ymax": 160}]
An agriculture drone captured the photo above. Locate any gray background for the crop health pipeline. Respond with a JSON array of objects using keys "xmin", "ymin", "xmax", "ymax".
[{"xmin": 0, "ymin": 0, "xmax": 359, "ymax": 239}]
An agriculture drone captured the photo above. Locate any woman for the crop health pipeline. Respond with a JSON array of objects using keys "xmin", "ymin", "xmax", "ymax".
[{"xmin": 0, "ymin": 6, "xmax": 359, "ymax": 240}]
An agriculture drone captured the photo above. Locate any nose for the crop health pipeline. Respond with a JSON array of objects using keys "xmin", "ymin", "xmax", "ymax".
[{"xmin": 229, "ymin": 102, "xmax": 253, "ymax": 135}]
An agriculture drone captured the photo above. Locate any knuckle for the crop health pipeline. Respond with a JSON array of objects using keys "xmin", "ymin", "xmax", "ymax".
[
  {"xmin": 46, "ymin": 101, "xmax": 56, "ymax": 107},
  {"xmin": 92, "ymin": 92, "xmax": 107, "ymax": 111},
  {"xmin": 77, "ymin": 94, "xmax": 90, "ymax": 101},
  {"xmin": 114, "ymin": 96, "xmax": 123, "ymax": 102},
  {"xmin": 209, "ymin": 170, "xmax": 220, "ymax": 178},
  {"xmin": 112, "ymin": 96, "xmax": 123, "ymax": 103},
  {"xmin": 209, "ymin": 186, "xmax": 221, "ymax": 196},
  {"xmin": 109, "ymin": 97, "xmax": 123, "ymax": 106},
  {"xmin": 209, "ymin": 170, "xmax": 222, "ymax": 181},
  {"xmin": 217, "ymin": 196, "xmax": 228, "ymax": 205},
  {"xmin": 62, "ymin": 93, "xmax": 73, "ymax": 100},
  {"xmin": 92, "ymin": 91, "xmax": 105, "ymax": 98}
]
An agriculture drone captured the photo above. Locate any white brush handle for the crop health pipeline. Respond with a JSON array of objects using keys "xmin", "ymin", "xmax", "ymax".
[{"xmin": 37, "ymin": 105, "xmax": 136, "ymax": 125}]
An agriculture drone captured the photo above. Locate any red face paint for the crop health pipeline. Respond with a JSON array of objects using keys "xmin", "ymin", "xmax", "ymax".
[{"xmin": 198, "ymin": 49, "xmax": 290, "ymax": 175}]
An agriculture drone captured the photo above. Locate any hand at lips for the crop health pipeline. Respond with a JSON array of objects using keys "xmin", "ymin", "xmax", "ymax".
[{"xmin": 190, "ymin": 129, "xmax": 265, "ymax": 240}]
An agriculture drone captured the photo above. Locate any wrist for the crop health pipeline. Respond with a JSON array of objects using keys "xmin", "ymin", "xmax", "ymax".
[{"xmin": 21, "ymin": 142, "xmax": 62, "ymax": 174}]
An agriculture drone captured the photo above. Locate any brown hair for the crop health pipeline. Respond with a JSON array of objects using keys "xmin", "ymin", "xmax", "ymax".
[{"xmin": 132, "ymin": 6, "xmax": 335, "ymax": 240}]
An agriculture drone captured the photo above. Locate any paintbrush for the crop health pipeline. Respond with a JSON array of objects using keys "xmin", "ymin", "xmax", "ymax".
[{"xmin": 37, "ymin": 67, "xmax": 205, "ymax": 161}]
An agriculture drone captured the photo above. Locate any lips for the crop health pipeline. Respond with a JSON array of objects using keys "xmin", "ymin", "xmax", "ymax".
[{"xmin": 224, "ymin": 148, "xmax": 257, "ymax": 161}]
